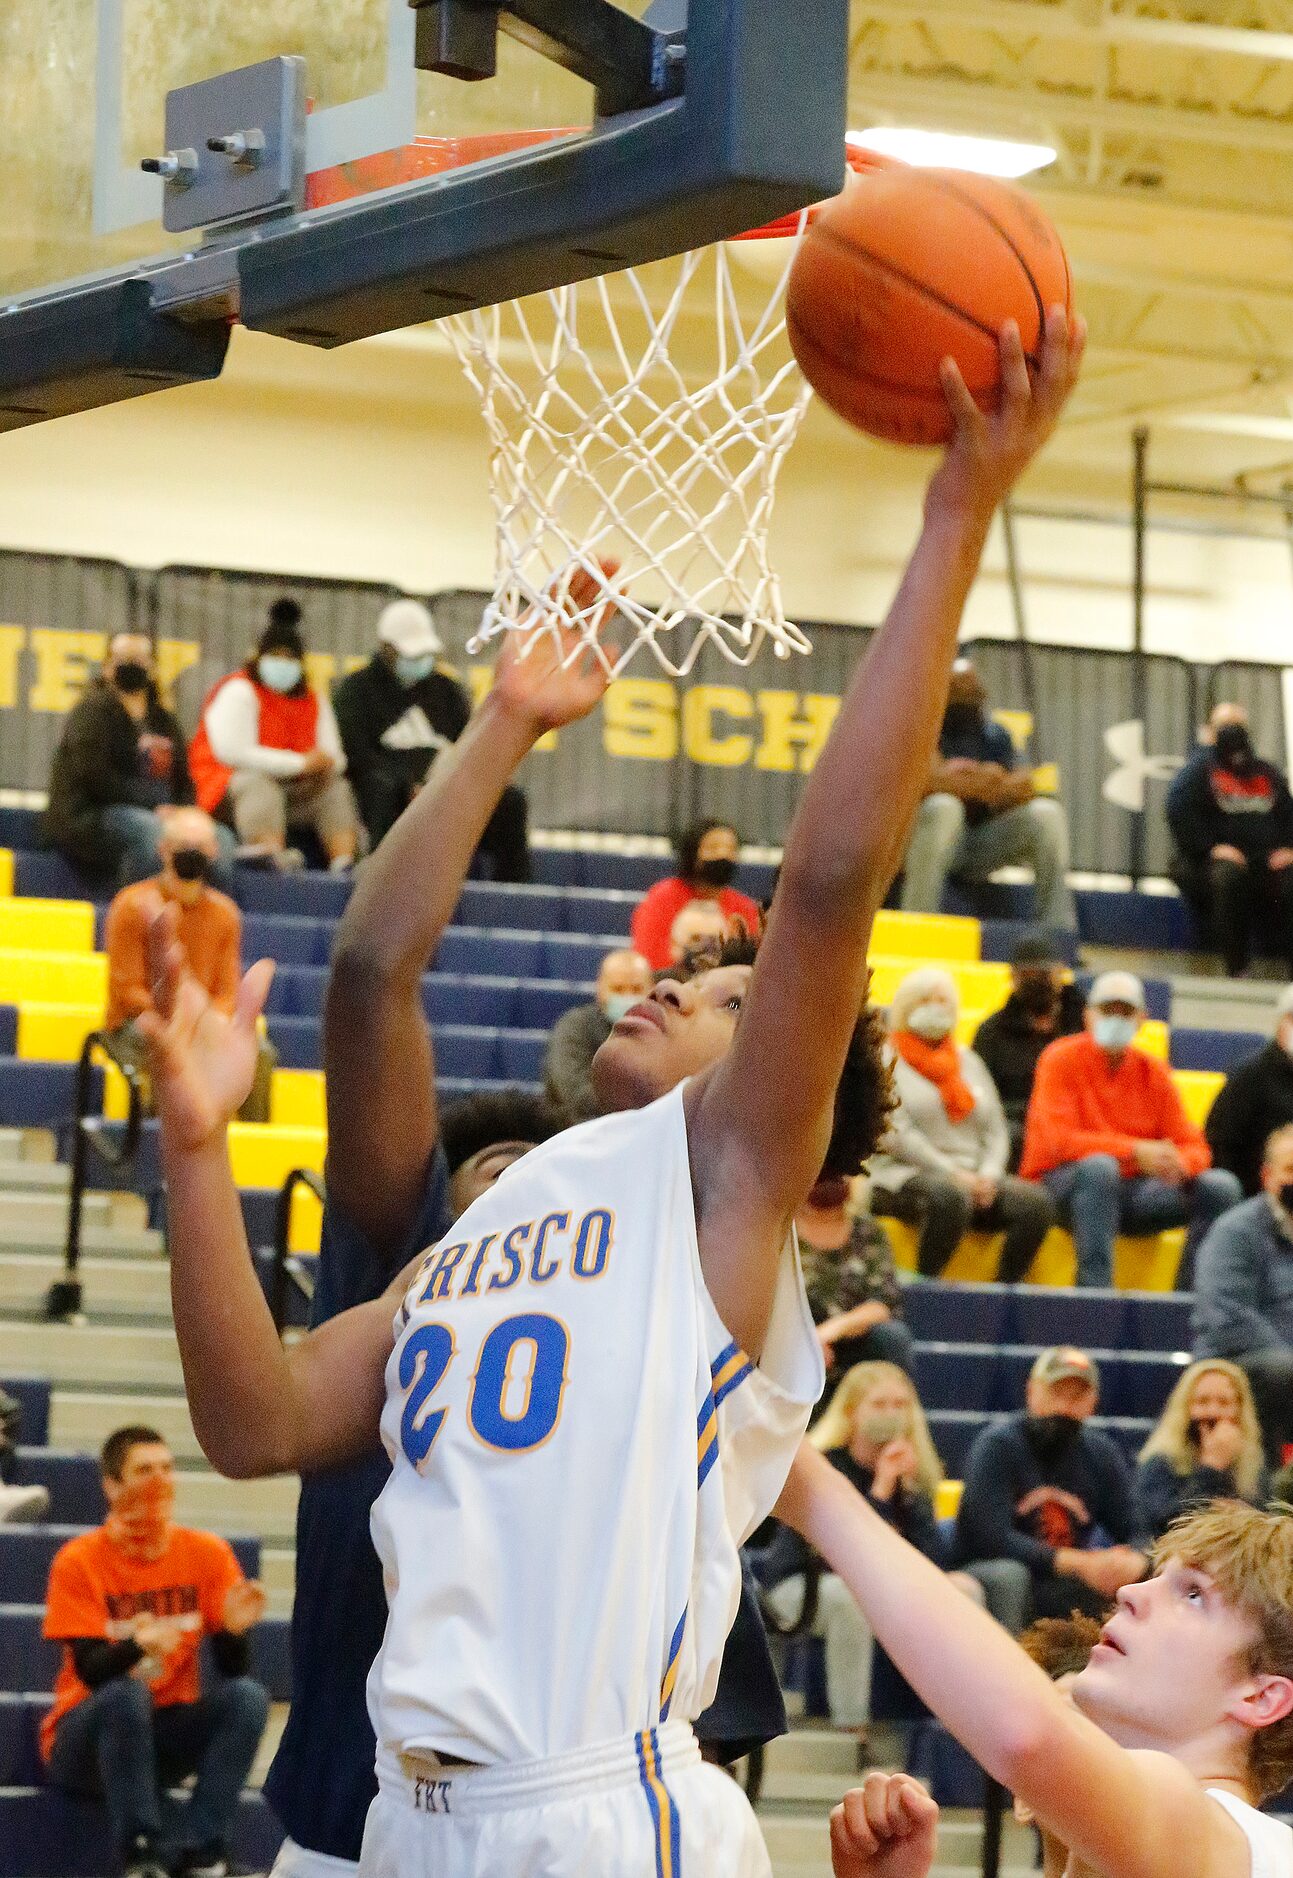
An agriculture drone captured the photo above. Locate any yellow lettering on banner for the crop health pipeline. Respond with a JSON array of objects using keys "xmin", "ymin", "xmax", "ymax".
[
  {"xmin": 155, "ymin": 638, "xmax": 200, "ymax": 695},
  {"xmin": 28, "ymin": 628, "xmax": 106, "ymax": 712},
  {"xmin": 754, "ymin": 691, "xmax": 841, "ymax": 774},
  {"xmin": 0, "ymin": 625, "xmax": 25, "ymax": 709},
  {"xmin": 604, "ymin": 679, "xmax": 678, "ymax": 761},
  {"xmin": 682, "ymin": 685, "xmax": 753, "ymax": 767},
  {"xmin": 304, "ymin": 652, "xmax": 337, "ymax": 691}
]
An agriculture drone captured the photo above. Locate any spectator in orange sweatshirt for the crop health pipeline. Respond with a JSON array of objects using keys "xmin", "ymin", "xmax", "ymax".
[{"xmin": 1020, "ymin": 971, "xmax": 1242, "ymax": 1289}]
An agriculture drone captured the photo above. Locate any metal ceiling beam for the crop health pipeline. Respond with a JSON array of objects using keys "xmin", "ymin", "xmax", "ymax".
[{"xmin": 853, "ymin": 0, "xmax": 1293, "ymax": 65}]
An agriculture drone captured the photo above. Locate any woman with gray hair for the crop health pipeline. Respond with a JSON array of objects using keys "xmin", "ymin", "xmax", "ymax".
[{"xmin": 869, "ymin": 966, "xmax": 1056, "ymax": 1279}]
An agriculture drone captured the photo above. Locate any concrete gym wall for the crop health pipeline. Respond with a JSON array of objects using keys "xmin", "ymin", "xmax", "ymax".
[{"xmin": 0, "ymin": 325, "xmax": 1287, "ymax": 672}]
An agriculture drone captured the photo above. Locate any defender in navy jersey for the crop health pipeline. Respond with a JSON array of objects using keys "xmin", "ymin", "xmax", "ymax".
[{"xmin": 144, "ymin": 312, "xmax": 1083, "ymax": 1875}]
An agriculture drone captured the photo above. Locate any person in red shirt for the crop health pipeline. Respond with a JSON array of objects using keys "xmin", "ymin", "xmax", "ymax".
[
  {"xmin": 629, "ymin": 818, "xmax": 762, "ymax": 971},
  {"xmin": 1020, "ymin": 971, "xmax": 1242, "ymax": 1288},
  {"xmin": 42, "ymin": 1427, "xmax": 268, "ymax": 1878}
]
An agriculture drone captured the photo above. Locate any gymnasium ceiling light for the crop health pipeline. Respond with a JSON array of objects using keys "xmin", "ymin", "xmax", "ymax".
[{"xmin": 847, "ymin": 128, "xmax": 1058, "ymax": 178}]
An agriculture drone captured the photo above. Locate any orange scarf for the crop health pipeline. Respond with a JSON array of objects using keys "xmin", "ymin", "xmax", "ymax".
[{"xmin": 892, "ymin": 1030, "xmax": 977, "ymax": 1123}]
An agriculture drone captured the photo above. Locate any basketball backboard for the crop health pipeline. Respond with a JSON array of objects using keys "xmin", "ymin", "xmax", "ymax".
[{"xmin": 0, "ymin": 1, "xmax": 849, "ymax": 430}]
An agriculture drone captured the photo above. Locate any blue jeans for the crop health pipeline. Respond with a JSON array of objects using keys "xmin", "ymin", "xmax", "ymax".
[
  {"xmin": 1043, "ymin": 1154, "xmax": 1242, "ymax": 1288},
  {"xmin": 99, "ymin": 805, "xmax": 237, "ymax": 890},
  {"xmin": 46, "ymin": 1674, "xmax": 269, "ymax": 1857}
]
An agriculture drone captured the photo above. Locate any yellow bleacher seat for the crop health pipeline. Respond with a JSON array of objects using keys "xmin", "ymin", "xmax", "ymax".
[
  {"xmin": 868, "ymin": 957, "xmax": 1012, "ymax": 1016},
  {"xmin": 1136, "ymin": 1019, "xmax": 1169, "ymax": 1062},
  {"xmin": 880, "ymin": 1215, "xmax": 1187, "ymax": 1291},
  {"xmin": 935, "ymin": 1479, "xmax": 963, "ymax": 1520},
  {"xmin": 17, "ymin": 1003, "xmax": 105, "ymax": 1062},
  {"xmin": 226, "ymin": 1123, "xmax": 326, "ymax": 1192},
  {"xmin": 0, "ymin": 949, "xmax": 107, "ymax": 1007},
  {"xmin": 0, "ymin": 851, "xmax": 12, "ymax": 897},
  {"xmin": 270, "ymin": 1069, "xmax": 326, "ymax": 1129},
  {"xmin": 289, "ymin": 1183, "xmax": 324, "ymax": 1256},
  {"xmin": 0, "ymin": 897, "xmax": 95, "ymax": 953},
  {"xmin": 1173, "ymin": 1069, "xmax": 1225, "ymax": 1130},
  {"xmin": 870, "ymin": 910, "xmax": 980, "ymax": 964}
]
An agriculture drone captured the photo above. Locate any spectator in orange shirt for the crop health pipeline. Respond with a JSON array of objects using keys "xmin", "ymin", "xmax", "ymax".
[
  {"xmin": 629, "ymin": 819, "xmax": 762, "ymax": 971},
  {"xmin": 102, "ymin": 808, "xmax": 276, "ymax": 1122},
  {"xmin": 42, "ymin": 1426, "xmax": 268, "ymax": 1878},
  {"xmin": 1020, "ymin": 971, "xmax": 1242, "ymax": 1288}
]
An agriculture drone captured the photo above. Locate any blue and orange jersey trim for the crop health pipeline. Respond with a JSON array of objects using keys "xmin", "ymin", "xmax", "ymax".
[
  {"xmin": 659, "ymin": 1607, "xmax": 687, "ymax": 1721},
  {"xmin": 710, "ymin": 1339, "xmax": 753, "ymax": 1410},
  {"xmin": 697, "ymin": 1339, "xmax": 753, "ymax": 1489},
  {"xmin": 635, "ymin": 1726, "xmax": 681, "ymax": 1877}
]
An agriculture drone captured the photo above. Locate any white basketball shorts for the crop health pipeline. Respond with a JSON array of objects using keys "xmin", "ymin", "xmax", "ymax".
[
  {"xmin": 358, "ymin": 1721, "xmax": 771, "ymax": 1878},
  {"xmin": 269, "ymin": 1841, "xmax": 359, "ymax": 1877}
]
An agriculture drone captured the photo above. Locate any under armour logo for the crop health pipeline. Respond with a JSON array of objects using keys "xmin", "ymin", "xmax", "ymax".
[{"xmin": 1102, "ymin": 721, "xmax": 1181, "ymax": 811}]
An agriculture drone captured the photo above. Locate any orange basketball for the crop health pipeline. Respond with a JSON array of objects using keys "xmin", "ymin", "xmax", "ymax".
[{"xmin": 786, "ymin": 165, "xmax": 1072, "ymax": 446}]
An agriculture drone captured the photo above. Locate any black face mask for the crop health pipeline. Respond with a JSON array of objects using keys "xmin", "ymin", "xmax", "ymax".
[
  {"xmin": 170, "ymin": 849, "xmax": 212, "ymax": 884},
  {"xmin": 1025, "ymin": 1412, "xmax": 1083, "ymax": 1461},
  {"xmin": 941, "ymin": 700, "xmax": 983, "ymax": 739},
  {"xmin": 1214, "ymin": 725, "xmax": 1255, "ymax": 773},
  {"xmin": 1015, "ymin": 977, "xmax": 1059, "ymax": 1019},
  {"xmin": 694, "ymin": 856, "xmax": 736, "ymax": 889},
  {"xmin": 112, "ymin": 662, "xmax": 150, "ymax": 695}
]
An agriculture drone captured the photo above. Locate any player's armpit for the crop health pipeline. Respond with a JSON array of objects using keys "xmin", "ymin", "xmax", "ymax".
[{"xmin": 276, "ymin": 1294, "xmax": 397, "ymax": 1476}]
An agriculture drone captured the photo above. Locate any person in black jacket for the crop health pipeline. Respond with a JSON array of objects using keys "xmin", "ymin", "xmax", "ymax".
[
  {"xmin": 1166, "ymin": 703, "xmax": 1293, "ymax": 975},
  {"xmin": 333, "ymin": 600, "xmax": 530, "ymax": 876},
  {"xmin": 972, "ymin": 930, "xmax": 1085, "ymax": 1165},
  {"xmin": 43, "ymin": 634, "xmax": 234, "ymax": 889},
  {"xmin": 954, "ymin": 1345, "xmax": 1149, "ymax": 1620},
  {"xmin": 1205, "ymin": 988, "xmax": 1293, "ymax": 1196},
  {"xmin": 1135, "ymin": 1358, "xmax": 1268, "ymax": 1541}
]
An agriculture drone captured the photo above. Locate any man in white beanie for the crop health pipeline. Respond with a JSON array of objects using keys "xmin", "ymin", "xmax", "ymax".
[
  {"xmin": 333, "ymin": 599, "xmax": 530, "ymax": 875},
  {"xmin": 1020, "ymin": 970, "xmax": 1242, "ymax": 1287}
]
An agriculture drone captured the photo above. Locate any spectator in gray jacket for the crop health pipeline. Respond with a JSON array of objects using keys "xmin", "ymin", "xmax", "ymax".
[
  {"xmin": 1193, "ymin": 1122, "xmax": 1293, "ymax": 1468},
  {"xmin": 869, "ymin": 967, "xmax": 1055, "ymax": 1278},
  {"xmin": 542, "ymin": 948, "xmax": 653, "ymax": 1123}
]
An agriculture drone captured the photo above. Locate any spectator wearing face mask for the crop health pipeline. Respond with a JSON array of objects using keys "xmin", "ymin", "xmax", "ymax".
[
  {"xmin": 1166, "ymin": 701, "xmax": 1293, "ymax": 976},
  {"xmin": 333, "ymin": 600, "xmax": 530, "ymax": 878},
  {"xmin": 629, "ymin": 819, "xmax": 761, "ymax": 971},
  {"xmin": 102, "ymin": 808, "xmax": 278, "ymax": 1121},
  {"xmin": 1204, "ymin": 986, "xmax": 1293, "ymax": 1198},
  {"xmin": 868, "ymin": 967, "xmax": 1055, "ymax": 1280},
  {"xmin": 44, "ymin": 634, "xmax": 235, "ymax": 889},
  {"xmin": 954, "ymin": 1346, "xmax": 1149, "ymax": 1621},
  {"xmin": 189, "ymin": 599, "xmax": 360, "ymax": 874},
  {"xmin": 1021, "ymin": 971, "xmax": 1242, "ymax": 1289},
  {"xmin": 1135, "ymin": 1359, "xmax": 1268, "ymax": 1541},
  {"xmin": 542, "ymin": 948, "xmax": 654, "ymax": 1123},
  {"xmin": 899, "ymin": 658, "xmax": 1075, "ymax": 929},
  {"xmin": 1193, "ymin": 1124, "xmax": 1293, "ymax": 1470},
  {"xmin": 972, "ymin": 931, "xmax": 1086, "ymax": 1165}
]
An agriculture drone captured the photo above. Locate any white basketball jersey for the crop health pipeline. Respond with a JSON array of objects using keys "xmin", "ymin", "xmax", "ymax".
[
  {"xmin": 1206, "ymin": 1792, "xmax": 1293, "ymax": 1878},
  {"xmin": 369, "ymin": 1082, "xmax": 823, "ymax": 1766}
]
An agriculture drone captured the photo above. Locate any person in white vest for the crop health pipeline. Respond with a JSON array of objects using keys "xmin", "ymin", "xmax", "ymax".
[{"xmin": 139, "ymin": 311, "xmax": 1083, "ymax": 1877}]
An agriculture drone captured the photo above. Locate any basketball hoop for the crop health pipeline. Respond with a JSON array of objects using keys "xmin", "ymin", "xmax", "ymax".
[{"xmin": 419, "ymin": 136, "xmax": 872, "ymax": 677}]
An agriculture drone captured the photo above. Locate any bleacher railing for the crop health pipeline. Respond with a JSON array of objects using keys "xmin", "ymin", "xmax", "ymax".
[
  {"xmin": 271, "ymin": 1167, "xmax": 324, "ymax": 1335},
  {"xmin": 47, "ymin": 1031, "xmax": 145, "ymax": 1322}
]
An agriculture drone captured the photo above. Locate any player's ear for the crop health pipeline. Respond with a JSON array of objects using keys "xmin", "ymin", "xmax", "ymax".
[{"xmin": 1233, "ymin": 1674, "xmax": 1293, "ymax": 1731}]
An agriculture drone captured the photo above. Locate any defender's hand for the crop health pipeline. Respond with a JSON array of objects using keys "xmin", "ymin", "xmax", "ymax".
[
  {"xmin": 831, "ymin": 1773, "xmax": 940, "ymax": 1878},
  {"xmin": 492, "ymin": 557, "xmax": 623, "ymax": 734}
]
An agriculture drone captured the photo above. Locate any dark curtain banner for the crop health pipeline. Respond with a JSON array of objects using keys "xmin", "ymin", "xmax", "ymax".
[{"xmin": 0, "ymin": 547, "xmax": 1288, "ymax": 879}]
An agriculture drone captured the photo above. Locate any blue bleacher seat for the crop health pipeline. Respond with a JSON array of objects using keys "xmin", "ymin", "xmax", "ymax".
[
  {"xmin": 0, "ymin": 1530, "xmax": 260, "ymax": 1606},
  {"xmin": 496, "ymin": 1031, "xmax": 547, "ymax": 1081},
  {"xmin": 12, "ymin": 1452, "xmax": 105, "ymax": 1526},
  {"xmin": 0, "ymin": 808, "xmax": 43, "ymax": 851},
  {"xmin": 435, "ymin": 928, "xmax": 545, "ymax": 979},
  {"xmin": 912, "ymin": 1345, "xmax": 1001, "ymax": 1413},
  {"xmin": 515, "ymin": 979, "xmax": 592, "ymax": 1028},
  {"xmin": 978, "ymin": 918, "xmax": 1079, "ymax": 966},
  {"xmin": 422, "ymin": 974, "xmax": 520, "ymax": 1028},
  {"xmin": 0, "ymin": 1787, "xmax": 282, "ymax": 1878},
  {"xmin": 0, "ymin": 1059, "xmax": 99, "ymax": 1129},
  {"xmin": 1008, "ymin": 1287, "xmax": 1128, "ymax": 1352},
  {"xmin": 234, "ymin": 869, "xmax": 353, "ymax": 920},
  {"xmin": 0, "ymin": 1695, "xmax": 47, "ymax": 1786},
  {"xmin": 902, "ymin": 1283, "xmax": 1011, "ymax": 1346},
  {"xmin": 541, "ymin": 933, "xmax": 623, "ymax": 979},
  {"xmin": 1170, "ymin": 1026, "xmax": 1266, "ymax": 1072},
  {"xmin": 241, "ymin": 912, "xmax": 324, "ymax": 967},
  {"xmin": 11, "ymin": 851, "xmax": 108, "ymax": 904},
  {"xmin": 0, "ymin": 1006, "xmax": 17, "ymax": 1056},
  {"xmin": 265, "ymin": 1016, "xmax": 321, "ymax": 1071},
  {"xmin": 0, "ymin": 1380, "xmax": 50, "ymax": 1447},
  {"xmin": 1126, "ymin": 1291, "xmax": 1193, "ymax": 1354}
]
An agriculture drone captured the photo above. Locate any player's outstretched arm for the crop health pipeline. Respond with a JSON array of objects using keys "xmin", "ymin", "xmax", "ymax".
[
  {"xmin": 779, "ymin": 1444, "xmax": 1221, "ymax": 1878},
  {"xmin": 324, "ymin": 568, "xmax": 616, "ymax": 1252},
  {"xmin": 141, "ymin": 911, "xmax": 399, "ymax": 1477},
  {"xmin": 688, "ymin": 312, "xmax": 1084, "ymax": 1357}
]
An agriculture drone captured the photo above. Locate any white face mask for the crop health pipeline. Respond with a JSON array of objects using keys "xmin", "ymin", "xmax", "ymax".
[
  {"xmin": 1092, "ymin": 1013, "xmax": 1138, "ymax": 1052},
  {"xmin": 258, "ymin": 655, "xmax": 302, "ymax": 694},
  {"xmin": 906, "ymin": 1000, "xmax": 954, "ymax": 1043},
  {"xmin": 601, "ymin": 992, "xmax": 639, "ymax": 1024}
]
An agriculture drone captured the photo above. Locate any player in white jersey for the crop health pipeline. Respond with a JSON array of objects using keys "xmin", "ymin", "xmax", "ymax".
[
  {"xmin": 139, "ymin": 309, "xmax": 1083, "ymax": 1877},
  {"xmin": 783, "ymin": 1449, "xmax": 1293, "ymax": 1878}
]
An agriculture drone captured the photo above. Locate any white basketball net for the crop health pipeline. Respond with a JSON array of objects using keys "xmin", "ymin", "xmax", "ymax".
[{"xmin": 446, "ymin": 223, "xmax": 813, "ymax": 677}]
